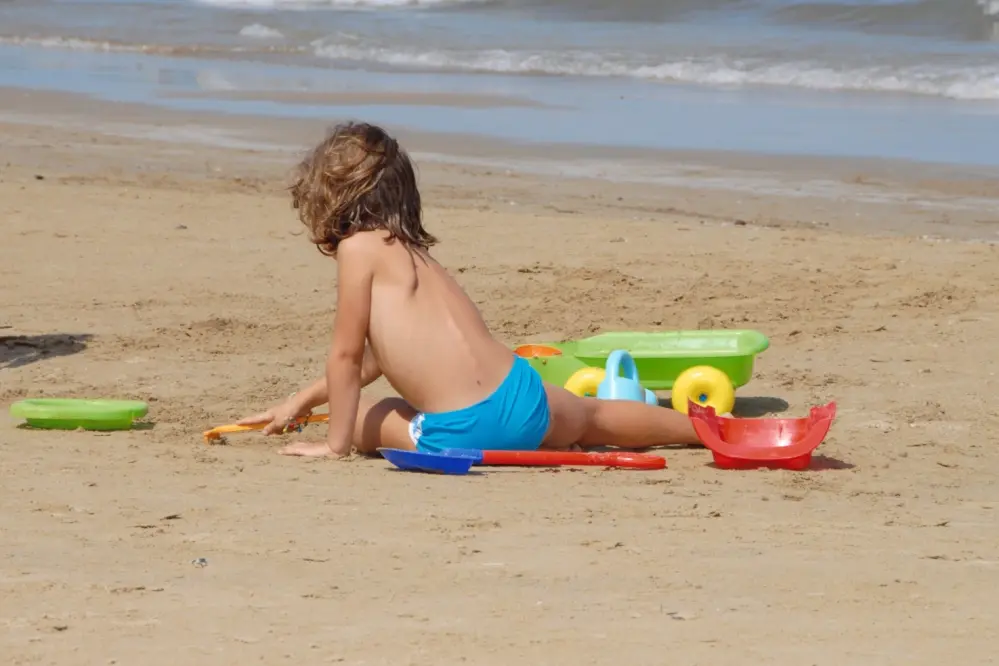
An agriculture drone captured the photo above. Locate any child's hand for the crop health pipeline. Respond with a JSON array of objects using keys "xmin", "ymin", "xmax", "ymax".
[{"xmin": 237, "ymin": 399, "xmax": 311, "ymax": 436}]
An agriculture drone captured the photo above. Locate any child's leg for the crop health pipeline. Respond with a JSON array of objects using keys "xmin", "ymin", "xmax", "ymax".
[
  {"xmin": 541, "ymin": 383, "xmax": 698, "ymax": 450},
  {"xmin": 350, "ymin": 395, "xmax": 419, "ymax": 455}
]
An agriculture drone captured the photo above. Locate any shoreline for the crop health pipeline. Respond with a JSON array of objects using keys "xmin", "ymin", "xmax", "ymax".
[
  {"xmin": 5, "ymin": 39, "xmax": 999, "ymax": 170},
  {"xmin": 159, "ymin": 89, "xmax": 553, "ymax": 109},
  {"xmin": 3, "ymin": 86, "xmax": 999, "ymax": 243}
]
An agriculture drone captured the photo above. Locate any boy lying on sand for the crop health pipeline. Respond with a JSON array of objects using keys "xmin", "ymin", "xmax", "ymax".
[{"xmin": 239, "ymin": 122, "xmax": 698, "ymax": 458}]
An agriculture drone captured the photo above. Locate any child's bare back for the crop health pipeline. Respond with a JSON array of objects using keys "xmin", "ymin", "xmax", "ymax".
[
  {"xmin": 238, "ymin": 121, "xmax": 698, "ymax": 458},
  {"xmin": 344, "ymin": 229, "xmax": 513, "ymax": 414}
]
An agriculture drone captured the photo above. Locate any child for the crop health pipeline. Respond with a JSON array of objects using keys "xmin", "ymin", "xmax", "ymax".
[{"xmin": 238, "ymin": 122, "xmax": 699, "ymax": 458}]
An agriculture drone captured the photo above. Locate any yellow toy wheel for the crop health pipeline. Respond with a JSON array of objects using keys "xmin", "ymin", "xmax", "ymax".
[
  {"xmin": 671, "ymin": 365, "xmax": 735, "ymax": 415},
  {"xmin": 564, "ymin": 367, "xmax": 606, "ymax": 397}
]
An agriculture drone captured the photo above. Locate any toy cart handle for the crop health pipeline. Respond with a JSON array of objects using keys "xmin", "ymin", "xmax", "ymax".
[{"xmin": 604, "ymin": 349, "xmax": 639, "ymax": 381}]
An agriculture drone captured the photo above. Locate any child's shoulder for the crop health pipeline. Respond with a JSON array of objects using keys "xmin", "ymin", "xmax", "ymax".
[
  {"xmin": 341, "ymin": 230, "xmax": 426, "ymax": 258},
  {"xmin": 338, "ymin": 231, "xmax": 427, "ymax": 278},
  {"xmin": 338, "ymin": 230, "xmax": 392, "ymax": 261},
  {"xmin": 341, "ymin": 229, "xmax": 390, "ymax": 249}
]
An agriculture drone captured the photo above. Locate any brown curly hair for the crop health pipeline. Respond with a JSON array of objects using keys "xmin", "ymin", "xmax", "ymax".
[{"xmin": 290, "ymin": 122, "xmax": 438, "ymax": 256}]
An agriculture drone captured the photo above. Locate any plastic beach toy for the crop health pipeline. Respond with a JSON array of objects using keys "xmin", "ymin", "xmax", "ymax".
[
  {"xmin": 379, "ymin": 448, "xmax": 476, "ymax": 475},
  {"xmin": 378, "ymin": 448, "xmax": 666, "ymax": 475},
  {"xmin": 688, "ymin": 401, "xmax": 837, "ymax": 470},
  {"xmin": 203, "ymin": 413, "xmax": 330, "ymax": 442},
  {"xmin": 597, "ymin": 350, "xmax": 659, "ymax": 404},
  {"xmin": 562, "ymin": 367, "xmax": 607, "ymax": 397},
  {"xmin": 513, "ymin": 344, "xmax": 562, "ymax": 358},
  {"xmin": 671, "ymin": 365, "xmax": 736, "ymax": 415},
  {"xmin": 519, "ymin": 330, "xmax": 769, "ymax": 390},
  {"xmin": 563, "ymin": 350, "xmax": 658, "ymax": 405},
  {"xmin": 10, "ymin": 398, "xmax": 149, "ymax": 431}
]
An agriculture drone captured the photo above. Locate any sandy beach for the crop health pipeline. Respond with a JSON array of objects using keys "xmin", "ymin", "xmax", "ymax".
[{"xmin": 2, "ymin": 89, "xmax": 999, "ymax": 664}]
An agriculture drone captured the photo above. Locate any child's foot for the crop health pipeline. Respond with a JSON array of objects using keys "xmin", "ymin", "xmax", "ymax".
[{"xmin": 279, "ymin": 441, "xmax": 343, "ymax": 458}]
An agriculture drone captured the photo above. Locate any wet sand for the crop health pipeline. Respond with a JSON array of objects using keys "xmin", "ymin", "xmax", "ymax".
[
  {"xmin": 1, "ymin": 88, "xmax": 998, "ymax": 665},
  {"xmin": 160, "ymin": 88, "xmax": 550, "ymax": 109}
]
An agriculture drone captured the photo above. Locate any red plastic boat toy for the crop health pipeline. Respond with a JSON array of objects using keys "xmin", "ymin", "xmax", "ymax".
[{"xmin": 688, "ymin": 401, "xmax": 837, "ymax": 470}]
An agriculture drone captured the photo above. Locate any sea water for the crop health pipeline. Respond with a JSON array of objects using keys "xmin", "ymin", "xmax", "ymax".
[{"xmin": 2, "ymin": 0, "xmax": 999, "ymax": 165}]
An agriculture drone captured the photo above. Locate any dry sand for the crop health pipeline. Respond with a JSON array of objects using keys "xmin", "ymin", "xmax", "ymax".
[{"xmin": 2, "ymin": 90, "xmax": 999, "ymax": 665}]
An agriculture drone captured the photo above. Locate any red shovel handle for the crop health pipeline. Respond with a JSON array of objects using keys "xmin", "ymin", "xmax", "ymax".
[{"xmin": 478, "ymin": 450, "xmax": 666, "ymax": 470}]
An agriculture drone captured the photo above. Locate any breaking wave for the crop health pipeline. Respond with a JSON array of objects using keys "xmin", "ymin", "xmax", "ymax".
[{"xmin": 312, "ymin": 40, "xmax": 999, "ymax": 100}]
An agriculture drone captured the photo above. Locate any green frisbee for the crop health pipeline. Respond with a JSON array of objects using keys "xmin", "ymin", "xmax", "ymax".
[{"xmin": 9, "ymin": 399, "xmax": 149, "ymax": 431}]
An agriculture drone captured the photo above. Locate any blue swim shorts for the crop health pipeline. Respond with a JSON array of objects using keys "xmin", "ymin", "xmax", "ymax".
[{"xmin": 409, "ymin": 355, "xmax": 551, "ymax": 453}]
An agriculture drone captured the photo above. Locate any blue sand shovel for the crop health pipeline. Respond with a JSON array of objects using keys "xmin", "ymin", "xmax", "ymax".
[{"xmin": 377, "ymin": 448, "xmax": 666, "ymax": 475}]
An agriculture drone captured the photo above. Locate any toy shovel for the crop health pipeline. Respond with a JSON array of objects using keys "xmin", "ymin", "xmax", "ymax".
[{"xmin": 377, "ymin": 447, "xmax": 666, "ymax": 475}]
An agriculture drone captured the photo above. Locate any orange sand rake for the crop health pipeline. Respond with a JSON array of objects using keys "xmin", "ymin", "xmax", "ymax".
[{"xmin": 203, "ymin": 413, "xmax": 329, "ymax": 443}]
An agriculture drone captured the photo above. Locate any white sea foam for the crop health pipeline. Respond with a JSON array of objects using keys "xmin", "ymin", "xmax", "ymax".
[
  {"xmin": 312, "ymin": 41, "xmax": 999, "ymax": 101},
  {"xmin": 0, "ymin": 34, "xmax": 305, "ymax": 56},
  {"xmin": 0, "ymin": 36, "xmax": 141, "ymax": 52},
  {"xmin": 5, "ymin": 32, "xmax": 997, "ymax": 104},
  {"xmin": 239, "ymin": 24, "xmax": 285, "ymax": 39}
]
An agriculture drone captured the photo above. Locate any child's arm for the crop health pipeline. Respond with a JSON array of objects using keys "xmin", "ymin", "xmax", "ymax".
[
  {"xmin": 236, "ymin": 345, "xmax": 381, "ymax": 435},
  {"xmin": 286, "ymin": 345, "xmax": 381, "ymax": 413},
  {"xmin": 323, "ymin": 237, "xmax": 376, "ymax": 456}
]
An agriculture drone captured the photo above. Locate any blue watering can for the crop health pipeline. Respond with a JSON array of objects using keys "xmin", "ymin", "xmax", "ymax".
[{"xmin": 596, "ymin": 350, "xmax": 659, "ymax": 406}]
